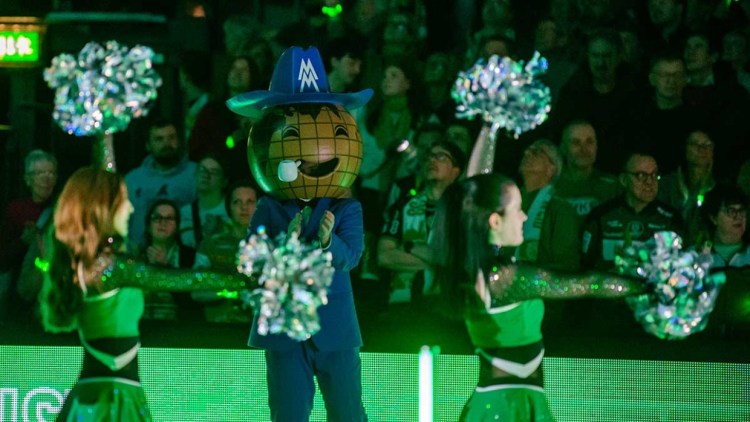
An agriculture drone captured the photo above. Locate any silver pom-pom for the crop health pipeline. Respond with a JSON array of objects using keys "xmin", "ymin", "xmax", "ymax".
[
  {"xmin": 452, "ymin": 53, "xmax": 552, "ymax": 175},
  {"xmin": 452, "ymin": 53, "xmax": 551, "ymax": 137},
  {"xmin": 616, "ymin": 231, "xmax": 723, "ymax": 339},
  {"xmin": 44, "ymin": 40, "xmax": 162, "ymax": 136},
  {"xmin": 236, "ymin": 226, "xmax": 335, "ymax": 341}
]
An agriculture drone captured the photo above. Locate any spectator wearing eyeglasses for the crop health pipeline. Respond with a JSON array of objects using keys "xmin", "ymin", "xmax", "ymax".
[
  {"xmin": 693, "ymin": 184, "xmax": 750, "ymax": 334},
  {"xmin": 1, "ymin": 150, "xmax": 58, "ymax": 273},
  {"xmin": 1, "ymin": 149, "xmax": 58, "ymax": 320},
  {"xmin": 696, "ymin": 184, "xmax": 750, "ymax": 266},
  {"xmin": 179, "ymin": 155, "xmax": 230, "ymax": 249},
  {"xmin": 577, "ymin": 152, "xmax": 683, "ymax": 334},
  {"xmin": 582, "ymin": 152, "xmax": 684, "ymax": 271},
  {"xmin": 373, "ymin": 139, "xmax": 470, "ymax": 352},
  {"xmin": 658, "ymin": 131, "xmax": 717, "ymax": 244},
  {"xmin": 514, "ymin": 139, "xmax": 582, "ymax": 271},
  {"xmin": 141, "ymin": 199, "xmax": 196, "ymax": 320},
  {"xmin": 378, "ymin": 140, "xmax": 466, "ymax": 306},
  {"xmin": 381, "ymin": 123, "xmax": 448, "ymax": 210}
]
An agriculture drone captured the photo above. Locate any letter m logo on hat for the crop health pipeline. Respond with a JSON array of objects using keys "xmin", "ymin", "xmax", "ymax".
[
  {"xmin": 297, "ymin": 57, "xmax": 320, "ymax": 93},
  {"xmin": 226, "ymin": 46, "xmax": 373, "ymax": 119}
]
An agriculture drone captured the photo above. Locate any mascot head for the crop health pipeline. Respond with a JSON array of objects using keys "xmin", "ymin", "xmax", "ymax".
[{"xmin": 227, "ymin": 46, "xmax": 372, "ymax": 200}]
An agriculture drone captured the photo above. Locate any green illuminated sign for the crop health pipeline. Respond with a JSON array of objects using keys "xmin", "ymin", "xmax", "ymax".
[
  {"xmin": 1, "ymin": 346, "xmax": 749, "ymax": 421},
  {"xmin": 0, "ymin": 31, "xmax": 39, "ymax": 63}
]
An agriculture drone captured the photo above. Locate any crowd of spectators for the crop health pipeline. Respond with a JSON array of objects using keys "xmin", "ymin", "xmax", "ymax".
[{"xmin": 2, "ymin": 0, "xmax": 750, "ymax": 346}]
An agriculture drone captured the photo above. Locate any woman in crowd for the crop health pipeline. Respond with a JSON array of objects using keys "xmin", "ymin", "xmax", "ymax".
[
  {"xmin": 355, "ymin": 59, "xmax": 420, "ymax": 283},
  {"xmin": 193, "ymin": 180, "xmax": 259, "ymax": 323},
  {"xmin": 144, "ymin": 199, "xmax": 196, "ymax": 269},
  {"xmin": 694, "ymin": 183, "xmax": 750, "ymax": 333},
  {"xmin": 359, "ymin": 59, "xmax": 419, "ymax": 225},
  {"xmin": 430, "ymin": 173, "xmax": 645, "ymax": 421},
  {"xmin": 696, "ymin": 183, "xmax": 750, "ymax": 267},
  {"xmin": 658, "ymin": 130, "xmax": 717, "ymax": 244},
  {"xmin": 194, "ymin": 180, "xmax": 258, "ymax": 271},
  {"xmin": 41, "ymin": 167, "xmax": 249, "ymax": 421},
  {"xmin": 141, "ymin": 199, "xmax": 197, "ymax": 320}
]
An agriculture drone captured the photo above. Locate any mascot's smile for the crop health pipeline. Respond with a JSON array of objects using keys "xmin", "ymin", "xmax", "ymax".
[{"xmin": 298, "ymin": 158, "xmax": 340, "ymax": 177}]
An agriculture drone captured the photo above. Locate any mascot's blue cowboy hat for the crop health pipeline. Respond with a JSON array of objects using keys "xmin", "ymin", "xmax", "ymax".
[{"xmin": 226, "ymin": 46, "xmax": 373, "ymax": 118}]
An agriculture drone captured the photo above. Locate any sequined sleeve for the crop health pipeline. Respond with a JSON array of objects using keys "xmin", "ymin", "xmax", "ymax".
[
  {"xmin": 99, "ymin": 255, "xmax": 254, "ymax": 291},
  {"xmin": 485, "ymin": 262, "xmax": 645, "ymax": 306}
]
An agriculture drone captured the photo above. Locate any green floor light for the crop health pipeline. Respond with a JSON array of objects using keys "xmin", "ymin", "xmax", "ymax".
[{"xmin": 419, "ymin": 345, "xmax": 437, "ymax": 422}]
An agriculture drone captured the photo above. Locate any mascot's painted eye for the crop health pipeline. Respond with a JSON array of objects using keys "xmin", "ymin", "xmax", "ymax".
[
  {"xmin": 335, "ymin": 125, "xmax": 349, "ymax": 137},
  {"xmin": 282, "ymin": 126, "xmax": 300, "ymax": 138}
]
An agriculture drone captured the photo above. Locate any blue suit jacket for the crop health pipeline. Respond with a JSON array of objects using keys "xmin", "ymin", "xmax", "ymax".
[{"xmin": 247, "ymin": 196, "xmax": 364, "ymax": 351}]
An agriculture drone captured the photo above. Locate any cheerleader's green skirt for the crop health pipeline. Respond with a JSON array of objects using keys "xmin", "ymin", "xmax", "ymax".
[
  {"xmin": 57, "ymin": 377, "xmax": 152, "ymax": 421},
  {"xmin": 460, "ymin": 385, "xmax": 556, "ymax": 422}
]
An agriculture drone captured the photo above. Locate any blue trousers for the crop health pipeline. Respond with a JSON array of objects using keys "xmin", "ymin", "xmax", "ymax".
[{"xmin": 265, "ymin": 341, "xmax": 367, "ymax": 422}]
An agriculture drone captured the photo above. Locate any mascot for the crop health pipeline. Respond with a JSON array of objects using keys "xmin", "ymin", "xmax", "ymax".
[{"xmin": 227, "ymin": 46, "xmax": 372, "ymax": 421}]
